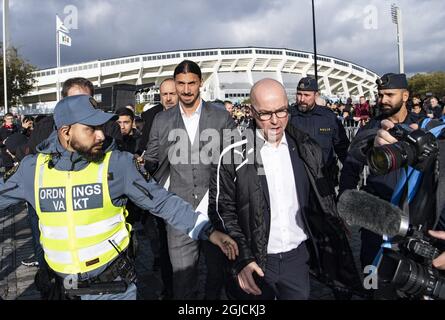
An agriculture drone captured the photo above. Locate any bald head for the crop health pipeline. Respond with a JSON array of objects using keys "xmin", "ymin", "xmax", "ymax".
[
  {"xmin": 160, "ymin": 78, "xmax": 178, "ymax": 109},
  {"xmin": 250, "ymin": 78, "xmax": 288, "ymax": 107},
  {"xmin": 250, "ymin": 78, "xmax": 289, "ymax": 145}
]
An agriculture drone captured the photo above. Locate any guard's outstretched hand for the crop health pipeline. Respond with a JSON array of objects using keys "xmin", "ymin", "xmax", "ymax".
[{"xmin": 209, "ymin": 230, "xmax": 239, "ymax": 261}]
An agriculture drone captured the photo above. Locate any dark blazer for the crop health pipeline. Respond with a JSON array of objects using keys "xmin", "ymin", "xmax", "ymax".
[{"xmin": 139, "ymin": 103, "xmax": 164, "ymax": 153}]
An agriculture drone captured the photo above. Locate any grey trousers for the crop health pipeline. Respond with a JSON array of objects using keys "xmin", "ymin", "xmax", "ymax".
[{"xmin": 166, "ymin": 224, "xmax": 200, "ymax": 299}]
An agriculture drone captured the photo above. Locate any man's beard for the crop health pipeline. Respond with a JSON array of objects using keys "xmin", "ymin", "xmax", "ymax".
[
  {"xmin": 379, "ymin": 99, "xmax": 404, "ymax": 117},
  {"xmin": 297, "ymin": 103, "xmax": 314, "ymax": 113},
  {"xmin": 71, "ymin": 138, "xmax": 105, "ymax": 163}
]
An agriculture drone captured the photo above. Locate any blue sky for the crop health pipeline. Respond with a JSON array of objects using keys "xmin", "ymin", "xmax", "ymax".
[{"xmin": 1, "ymin": 0, "xmax": 444, "ymax": 75}]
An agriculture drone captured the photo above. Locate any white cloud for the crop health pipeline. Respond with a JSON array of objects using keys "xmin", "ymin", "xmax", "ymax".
[
  {"xmin": 82, "ymin": 1, "xmax": 114, "ymax": 26},
  {"xmin": 1, "ymin": 0, "xmax": 444, "ymax": 75}
]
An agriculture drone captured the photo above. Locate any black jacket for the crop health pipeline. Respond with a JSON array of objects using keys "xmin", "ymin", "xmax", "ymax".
[
  {"xmin": 139, "ymin": 104, "xmax": 164, "ymax": 153},
  {"xmin": 0, "ymin": 125, "xmax": 19, "ymax": 170},
  {"xmin": 340, "ymin": 114, "xmax": 444, "ymax": 229},
  {"xmin": 116, "ymin": 129, "xmax": 142, "ymax": 155},
  {"xmin": 0, "ymin": 125, "xmax": 18, "ymax": 142},
  {"xmin": 209, "ymin": 123, "xmax": 363, "ymax": 293},
  {"xmin": 433, "ymin": 105, "xmax": 443, "ymax": 120},
  {"xmin": 339, "ymin": 113, "xmax": 423, "ymax": 200}
]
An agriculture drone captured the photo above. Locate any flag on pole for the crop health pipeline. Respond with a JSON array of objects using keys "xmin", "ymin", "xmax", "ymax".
[
  {"xmin": 59, "ymin": 32, "xmax": 72, "ymax": 47},
  {"xmin": 56, "ymin": 15, "xmax": 70, "ymax": 34}
]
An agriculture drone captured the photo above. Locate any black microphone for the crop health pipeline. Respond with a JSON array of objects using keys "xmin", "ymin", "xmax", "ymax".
[{"xmin": 337, "ymin": 189, "xmax": 409, "ymax": 237}]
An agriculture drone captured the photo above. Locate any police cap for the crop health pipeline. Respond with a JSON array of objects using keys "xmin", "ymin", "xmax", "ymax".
[
  {"xmin": 54, "ymin": 95, "xmax": 117, "ymax": 129},
  {"xmin": 376, "ymin": 73, "xmax": 408, "ymax": 90},
  {"xmin": 297, "ymin": 77, "xmax": 318, "ymax": 92}
]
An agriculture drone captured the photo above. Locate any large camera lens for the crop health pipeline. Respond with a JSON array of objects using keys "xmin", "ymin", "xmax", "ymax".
[
  {"xmin": 368, "ymin": 128, "xmax": 439, "ymax": 175},
  {"xmin": 368, "ymin": 142, "xmax": 416, "ymax": 175},
  {"xmin": 378, "ymin": 249, "xmax": 445, "ymax": 299}
]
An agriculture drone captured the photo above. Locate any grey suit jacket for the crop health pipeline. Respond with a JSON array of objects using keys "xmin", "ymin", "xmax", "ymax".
[{"xmin": 145, "ymin": 100, "xmax": 236, "ymax": 209}]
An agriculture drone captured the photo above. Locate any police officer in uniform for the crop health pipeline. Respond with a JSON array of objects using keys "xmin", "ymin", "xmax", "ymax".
[
  {"xmin": 0, "ymin": 95, "xmax": 238, "ymax": 300},
  {"xmin": 290, "ymin": 77, "xmax": 350, "ymax": 186}
]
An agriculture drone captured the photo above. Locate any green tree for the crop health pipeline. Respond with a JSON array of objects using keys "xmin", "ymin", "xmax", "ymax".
[
  {"xmin": 241, "ymin": 97, "xmax": 251, "ymax": 105},
  {"xmin": 408, "ymin": 72, "xmax": 445, "ymax": 98},
  {"xmin": 0, "ymin": 44, "xmax": 37, "ymax": 107},
  {"xmin": 135, "ymin": 102, "xmax": 145, "ymax": 115}
]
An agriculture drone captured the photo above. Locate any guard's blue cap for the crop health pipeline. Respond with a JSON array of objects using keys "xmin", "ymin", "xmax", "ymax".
[
  {"xmin": 54, "ymin": 95, "xmax": 117, "ymax": 128},
  {"xmin": 376, "ymin": 73, "xmax": 408, "ymax": 90},
  {"xmin": 297, "ymin": 76, "xmax": 318, "ymax": 92}
]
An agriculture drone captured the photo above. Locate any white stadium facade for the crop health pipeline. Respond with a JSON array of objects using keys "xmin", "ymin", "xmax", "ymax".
[{"xmin": 23, "ymin": 46, "xmax": 379, "ymax": 113}]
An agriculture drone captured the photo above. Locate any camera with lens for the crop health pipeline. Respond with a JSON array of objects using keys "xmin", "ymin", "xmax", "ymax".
[
  {"xmin": 377, "ymin": 225, "xmax": 445, "ymax": 299},
  {"xmin": 367, "ymin": 124, "xmax": 439, "ymax": 175}
]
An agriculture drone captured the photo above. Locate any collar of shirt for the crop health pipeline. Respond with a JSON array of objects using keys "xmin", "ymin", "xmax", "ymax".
[
  {"xmin": 256, "ymin": 129, "xmax": 288, "ymax": 149},
  {"xmin": 179, "ymin": 100, "xmax": 203, "ymax": 118}
]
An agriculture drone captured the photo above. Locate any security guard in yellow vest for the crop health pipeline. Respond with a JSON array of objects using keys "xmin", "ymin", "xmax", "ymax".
[{"xmin": 0, "ymin": 95, "xmax": 238, "ymax": 300}]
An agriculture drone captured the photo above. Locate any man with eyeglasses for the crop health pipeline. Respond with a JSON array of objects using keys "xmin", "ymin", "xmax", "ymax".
[
  {"xmin": 208, "ymin": 78, "xmax": 361, "ymax": 300},
  {"xmin": 290, "ymin": 77, "xmax": 349, "ymax": 187}
]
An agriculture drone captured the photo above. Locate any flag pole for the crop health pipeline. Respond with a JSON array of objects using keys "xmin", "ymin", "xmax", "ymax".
[
  {"xmin": 3, "ymin": 0, "xmax": 9, "ymax": 113},
  {"xmin": 56, "ymin": 17, "xmax": 61, "ymax": 101}
]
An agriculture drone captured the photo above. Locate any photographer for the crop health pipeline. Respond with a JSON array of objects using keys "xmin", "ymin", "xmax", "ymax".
[
  {"xmin": 339, "ymin": 73, "xmax": 445, "ymax": 270},
  {"xmin": 369, "ymin": 94, "xmax": 445, "ymax": 299},
  {"xmin": 373, "ymin": 113, "xmax": 444, "ymax": 214}
]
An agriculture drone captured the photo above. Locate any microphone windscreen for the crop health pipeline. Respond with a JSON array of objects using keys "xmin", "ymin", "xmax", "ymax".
[{"xmin": 337, "ymin": 189, "xmax": 404, "ymax": 237}]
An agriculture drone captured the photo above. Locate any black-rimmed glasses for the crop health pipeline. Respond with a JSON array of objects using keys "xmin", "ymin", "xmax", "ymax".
[{"xmin": 250, "ymin": 106, "xmax": 289, "ymax": 121}]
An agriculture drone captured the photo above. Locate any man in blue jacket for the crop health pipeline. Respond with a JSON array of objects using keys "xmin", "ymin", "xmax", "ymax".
[
  {"xmin": 290, "ymin": 77, "xmax": 349, "ymax": 186},
  {"xmin": 0, "ymin": 95, "xmax": 237, "ymax": 300}
]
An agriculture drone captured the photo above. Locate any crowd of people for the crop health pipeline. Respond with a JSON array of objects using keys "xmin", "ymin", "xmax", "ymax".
[{"xmin": 0, "ymin": 60, "xmax": 444, "ymax": 301}]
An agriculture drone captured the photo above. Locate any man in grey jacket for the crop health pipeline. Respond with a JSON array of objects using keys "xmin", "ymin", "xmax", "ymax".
[
  {"xmin": 0, "ymin": 95, "xmax": 238, "ymax": 300},
  {"xmin": 145, "ymin": 60, "xmax": 236, "ymax": 299}
]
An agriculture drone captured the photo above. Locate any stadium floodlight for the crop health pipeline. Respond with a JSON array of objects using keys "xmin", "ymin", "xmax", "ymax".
[
  {"xmin": 390, "ymin": 4, "xmax": 404, "ymax": 74},
  {"xmin": 391, "ymin": 4, "xmax": 398, "ymax": 24}
]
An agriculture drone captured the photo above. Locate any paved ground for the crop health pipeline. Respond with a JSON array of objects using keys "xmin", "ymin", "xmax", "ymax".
[{"xmin": 0, "ymin": 202, "xmax": 364, "ymax": 300}]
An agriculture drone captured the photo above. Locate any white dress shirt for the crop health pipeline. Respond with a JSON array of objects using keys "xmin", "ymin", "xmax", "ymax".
[
  {"xmin": 179, "ymin": 100, "xmax": 202, "ymax": 144},
  {"xmin": 258, "ymin": 132, "xmax": 308, "ymax": 254}
]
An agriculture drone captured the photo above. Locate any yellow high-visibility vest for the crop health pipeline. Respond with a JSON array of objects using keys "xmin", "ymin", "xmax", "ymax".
[{"xmin": 34, "ymin": 151, "xmax": 130, "ymax": 275}]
